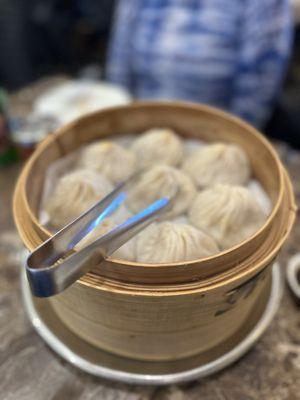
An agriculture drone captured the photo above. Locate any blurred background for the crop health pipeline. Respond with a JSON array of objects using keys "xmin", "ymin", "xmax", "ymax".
[{"xmin": 1, "ymin": 0, "xmax": 300, "ymax": 165}]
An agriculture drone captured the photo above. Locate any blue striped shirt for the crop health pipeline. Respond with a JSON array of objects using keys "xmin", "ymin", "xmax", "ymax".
[{"xmin": 106, "ymin": 0, "xmax": 292, "ymax": 127}]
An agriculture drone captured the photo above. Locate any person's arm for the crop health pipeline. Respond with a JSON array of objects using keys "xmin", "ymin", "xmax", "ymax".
[
  {"xmin": 230, "ymin": 0, "xmax": 293, "ymax": 127},
  {"xmin": 105, "ymin": 0, "xmax": 138, "ymax": 91}
]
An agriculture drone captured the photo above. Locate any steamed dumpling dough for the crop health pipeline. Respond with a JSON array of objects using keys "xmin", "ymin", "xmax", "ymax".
[
  {"xmin": 45, "ymin": 169, "xmax": 113, "ymax": 228},
  {"xmin": 76, "ymin": 217, "xmax": 136, "ymax": 261},
  {"xmin": 188, "ymin": 184, "xmax": 266, "ymax": 249},
  {"xmin": 183, "ymin": 143, "xmax": 251, "ymax": 188},
  {"xmin": 127, "ymin": 165, "xmax": 196, "ymax": 218},
  {"xmin": 131, "ymin": 128, "xmax": 184, "ymax": 168},
  {"xmin": 78, "ymin": 141, "xmax": 137, "ymax": 184},
  {"xmin": 136, "ymin": 222, "xmax": 219, "ymax": 263}
]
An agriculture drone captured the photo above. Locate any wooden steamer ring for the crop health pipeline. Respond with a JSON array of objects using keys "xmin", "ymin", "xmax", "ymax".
[{"xmin": 13, "ymin": 102, "xmax": 296, "ymax": 361}]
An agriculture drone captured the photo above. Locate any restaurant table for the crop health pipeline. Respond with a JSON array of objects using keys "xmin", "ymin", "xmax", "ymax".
[{"xmin": 0, "ymin": 77, "xmax": 299, "ymax": 400}]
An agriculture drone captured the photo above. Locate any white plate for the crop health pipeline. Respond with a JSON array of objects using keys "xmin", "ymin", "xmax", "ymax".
[
  {"xmin": 34, "ymin": 81, "xmax": 131, "ymax": 124},
  {"xmin": 21, "ymin": 264, "xmax": 283, "ymax": 385}
]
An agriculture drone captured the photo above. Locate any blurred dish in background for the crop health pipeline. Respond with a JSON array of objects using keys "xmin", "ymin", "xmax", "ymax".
[
  {"xmin": 33, "ymin": 81, "xmax": 132, "ymax": 124},
  {"xmin": 10, "ymin": 114, "xmax": 59, "ymax": 160}
]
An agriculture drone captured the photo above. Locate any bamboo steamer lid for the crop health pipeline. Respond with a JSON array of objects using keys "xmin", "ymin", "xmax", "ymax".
[{"xmin": 13, "ymin": 102, "xmax": 297, "ymax": 361}]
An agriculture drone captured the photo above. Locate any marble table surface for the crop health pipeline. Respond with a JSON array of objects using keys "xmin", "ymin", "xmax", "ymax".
[{"xmin": 0, "ymin": 77, "xmax": 299, "ymax": 400}]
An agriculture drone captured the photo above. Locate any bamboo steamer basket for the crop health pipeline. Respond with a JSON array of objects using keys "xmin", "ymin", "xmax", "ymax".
[{"xmin": 14, "ymin": 102, "xmax": 296, "ymax": 361}]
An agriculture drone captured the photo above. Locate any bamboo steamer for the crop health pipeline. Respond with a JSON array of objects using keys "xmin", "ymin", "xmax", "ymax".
[{"xmin": 13, "ymin": 102, "xmax": 296, "ymax": 361}]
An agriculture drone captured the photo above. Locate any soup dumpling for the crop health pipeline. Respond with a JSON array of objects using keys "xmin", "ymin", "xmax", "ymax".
[
  {"xmin": 46, "ymin": 169, "xmax": 113, "ymax": 228},
  {"xmin": 78, "ymin": 141, "xmax": 137, "ymax": 184},
  {"xmin": 131, "ymin": 128, "xmax": 184, "ymax": 168},
  {"xmin": 136, "ymin": 222, "xmax": 219, "ymax": 263},
  {"xmin": 127, "ymin": 165, "xmax": 196, "ymax": 218},
  {"xmin": 182, "ymin": 143, "xmax": 250, "ymax": 188},
  {"xmin": 188, "ymin": 184, "xmax": 266, "ymax": 249}
]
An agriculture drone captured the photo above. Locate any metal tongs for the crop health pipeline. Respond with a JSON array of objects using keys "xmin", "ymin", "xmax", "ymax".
[{"xmin": 26, "ymin": 173, "xmax": 175, "ymax": 298}]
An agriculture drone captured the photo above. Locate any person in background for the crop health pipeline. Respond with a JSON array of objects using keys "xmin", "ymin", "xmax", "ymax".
[{"xmin": 106, "ymin": 0, "xmax": 293, "ymax": 128}]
